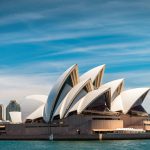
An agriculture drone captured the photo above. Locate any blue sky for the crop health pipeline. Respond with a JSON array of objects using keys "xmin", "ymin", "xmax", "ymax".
[{"xmin": 0, "ymin": 0, "xmax": 150, "ymax": 103}]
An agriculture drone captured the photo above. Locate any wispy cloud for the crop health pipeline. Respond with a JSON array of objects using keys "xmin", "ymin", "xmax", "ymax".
[
  {"xmin": 0, "ymin": 0, "xmax": 150, "ymax": 103},
  {"xmin": 0, "ymin": 10, "xmax": 46, "ymax": 26},
  {"xmin": 1, "ymin": 0, "xmax": 150, "ymax": 45},
  {"xmin": 0, "ymin": 31, "xmax": 101, "ymax": 45},
  {"xmin": 49, "ymin": 41, "xmax": 150, "ymax": 55}
]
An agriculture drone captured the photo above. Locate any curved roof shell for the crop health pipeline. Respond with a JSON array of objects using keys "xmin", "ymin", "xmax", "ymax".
[
  {"xmin": 111, "ymin": 88, "xmax": 150, "ymax": 114},
  {"xmin": 77, "ymin": 86, "xmax": 111, "ymax": 114},
  {"xmin": 65, "ymin": 86, "xmax": 111, "ymax": 117},
  {"xmin": 52, "ymin": 79, "xmax": 94, "ymax": 119},
  {"xmin": 80, "ymin": 65, "xmax": 105, "ymax": 89},
  {"xmin": 43, "ymin": 64, "xmax": 79, "ymax": 122},
  {"xmin": 101, "ymin": 79, "xmax": 124, "ymax": 101},
  {"xmin": 26, "ymin": 104, "xmax": 45, "ymax": 121},
  {"xmin": 26, "ymin": 95, "xmax": 48, "ymax": 104}
]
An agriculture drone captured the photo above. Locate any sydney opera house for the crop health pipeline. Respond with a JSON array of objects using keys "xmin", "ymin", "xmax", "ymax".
[
  {"xmin": 0, "ymin": 64, "xmax": 150, "ymax": 140},
  {"xmin": 26, "ymin": 65, "xmax": 150, "ymax": 133}
]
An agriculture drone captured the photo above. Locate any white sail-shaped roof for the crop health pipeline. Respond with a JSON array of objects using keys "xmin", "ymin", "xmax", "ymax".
[
  {"xmin": 43, "ymin": 64, "xmax": 79, "ymax": 122},
  {"xmin": 26, "ymin": 95, "xmax": 48, "ymax": 104},
  {"xmin": 111, "ymin": 88, "xmax": 150, "ymax": 114},
  {"xmin": 52, "ymin": 79, "xmax": 94, "ymax": 119},
  {"xmin": 9, "ymin": 112, "xmax": 22, "ymax": 123},
  {"xmin": 80, "ymin": 65, "xmax": 105, "ymax": 88},
  {"xmin": 26, "ymin": 104, "xmax": 44, "ymax": 120},
  {"xmin": 65, "ymin": 86, "xmax": 111, "ymax": 117},
  {"xmin": 51, "ymin": 101, "xmax": 63, "ymax": 119},
  {"xmin": 77, "ymin": 86, "xmax": 111, "ymax": 114},
  {"xmin": 101, "ymin": 79, "xmax": 124, "ymax": 101}
]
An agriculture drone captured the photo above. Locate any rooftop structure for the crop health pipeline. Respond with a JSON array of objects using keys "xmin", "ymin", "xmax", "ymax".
[
  {"xmin": 43, "ymin": 64, "xmax": 79, "ymax": 122},
  {"xmin": 111, "ymin": 88, "xmax": 150, "ymax": 116},
  {"xmin": 40, "ymin": 64, "xmax": 150, "ymax": 123}
]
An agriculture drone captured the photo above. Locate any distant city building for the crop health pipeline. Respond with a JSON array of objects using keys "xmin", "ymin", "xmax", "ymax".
[
  {"xmin": 6, "ymin": 100, "xmax": 21, "ymax": 121},
  {"xmin": 0, "ymin": 104, "xmax": 4, "ymax": 120}
]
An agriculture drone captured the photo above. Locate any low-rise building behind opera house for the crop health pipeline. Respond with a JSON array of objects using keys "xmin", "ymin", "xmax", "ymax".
[{"xmin": 0, "ymin": 64, "xmax": 150, "ymax": 140}]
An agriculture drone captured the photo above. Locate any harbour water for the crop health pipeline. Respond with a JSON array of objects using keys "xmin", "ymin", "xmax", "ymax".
[{"xmin": 0, "ymin": 140, "xmax": 149, "ymax": 150}]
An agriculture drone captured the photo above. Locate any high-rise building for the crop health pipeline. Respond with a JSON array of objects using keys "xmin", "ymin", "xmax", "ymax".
[
  {"xmin": 6, "ymin": 100, "xmax": 21, "ymax": 121},
  {"xmin": 0, "ymin": 104, "xmax": 4, "ymax": 120}
]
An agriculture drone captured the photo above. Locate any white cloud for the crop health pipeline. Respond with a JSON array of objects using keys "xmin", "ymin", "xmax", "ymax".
[{"xmin": 0, "ymin": 74, "xmax": 53, "ymax": 105}]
